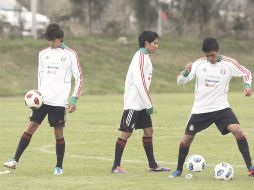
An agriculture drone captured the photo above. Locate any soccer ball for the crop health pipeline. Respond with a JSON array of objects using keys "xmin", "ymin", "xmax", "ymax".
[
  {"xmin": 186, "ymin": 154, "xmax": 206, "ymax": 172},
  {"xmin": 214, "ymin": 162, "xmax": 234, "ymax": 180},
  {"xmin": 24, "ymin": 90, "xmax": 43, "ymax": 109}
]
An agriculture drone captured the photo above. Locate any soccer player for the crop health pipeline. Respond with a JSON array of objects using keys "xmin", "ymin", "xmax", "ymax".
[
  {"xmin": 170, "ymin": 37, "xmax": 254, "ymax": 177},
  {"xmin": 111, "ymin": 31, "xmax": 170, "ymax": 174},
  {"xmin": 3, "ymin": 23, "xmax": 83, "ymax": 175}
]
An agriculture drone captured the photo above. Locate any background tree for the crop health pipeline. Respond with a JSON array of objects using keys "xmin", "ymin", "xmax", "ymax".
[
  {"xmin": 70, "ymin": 0, "xmax": 110, "ymax": 35},
  {"xmin": 131, "ymin": 0, "xmax": 159, "ymax": 32}
]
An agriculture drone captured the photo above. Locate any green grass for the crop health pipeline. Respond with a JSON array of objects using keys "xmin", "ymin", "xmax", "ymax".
[
  {"xmin": 0, "ymin": 93, "xmax": 254, "ymax": 190},
  {"xmin": 0, "ymin": 36, "xmax": 254, "ymax": 96}
]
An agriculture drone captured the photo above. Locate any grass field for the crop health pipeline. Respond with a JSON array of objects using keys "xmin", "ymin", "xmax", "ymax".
[{"xmin": 1, "ymin": 93, "xmax": 254, "ymax": 190}]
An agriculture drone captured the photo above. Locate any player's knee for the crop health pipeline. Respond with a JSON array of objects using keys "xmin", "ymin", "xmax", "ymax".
[
  {"xmin": 120, "ymin": 132, "xmax": 132, "ymax": 140},
  {"xmin": 228, "ymin": 124, "xmax": 243, "ymax": 138},
  {"xmin": 182, "ymin": 135, "xmax": 194, "ymax": 146},
  {"xmin": 143, "ymin": 127, "xmax": 153, "ymax": 137},
  {"xmin": 27, "ymin": 121, "xmax": 39, "ymax": 134}
]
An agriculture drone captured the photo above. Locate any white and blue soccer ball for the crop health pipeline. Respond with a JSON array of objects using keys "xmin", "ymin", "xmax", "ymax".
[
  {"xmin": 186, "ymin": 154, "xmax": 206, "ymax": 172},
  {"xmin": 214, "ymin": 162, "xmax": 234, "ymax": 180},
  {"xmin": 24, "ymin": 90, "xmax": 43, "ymax": 109}
]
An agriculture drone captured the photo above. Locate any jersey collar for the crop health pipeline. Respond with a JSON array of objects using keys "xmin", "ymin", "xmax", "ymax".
[
  {"xmin": 59, "ymin": 43, "xmax": 66, "ymax": 49},
  {"xmin": 217, "ymin": 54, "xmax": 223, "ymax": 62},
  {"xmin": 140, "ymin": 48, "xmax": 148, "ymax": 55}
]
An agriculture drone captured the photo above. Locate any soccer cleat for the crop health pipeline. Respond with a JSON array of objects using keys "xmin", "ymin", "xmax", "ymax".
[
  {"xmin": 169, "ymin": 170, "xmax": 182, "ymax": 178},
  {"xmin": 54, "ymin": 167, "xmax": 63, "ymax": 175},
  {"xmin": 248, "ymin": 166, "xmax": 254, "ymax": 177},
  {"xmin": 149, "ymin": 165, "xmax": 170, "ymax": 172},
  {"xmin": 111, "ymin": 166, "xmax": 128, "ymax": 174},
  {"xmin": 3, "ymin": 159, "xmax": 17, "ymax": 169}
]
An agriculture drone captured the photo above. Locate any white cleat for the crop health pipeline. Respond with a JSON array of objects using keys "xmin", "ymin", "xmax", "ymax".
[
  {"xmin": 4, "ymin": 159, "xmax": 17, "ymax": 169},
  {"xmin": 54, "ymin": 167, "xmax": 63, "ymax": 175}
]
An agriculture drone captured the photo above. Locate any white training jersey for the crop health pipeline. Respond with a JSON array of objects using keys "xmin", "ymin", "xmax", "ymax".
[
  {"xmin": 124, "ymin": 49, "xmax": 153, "ymax": 110},
  {"xmin": 177, "ymin": 55, "xmax": 252, "ymax": 114},
  {"xmin": 38, "ymin": 44, "xmax": 83, "ymax": 107}
]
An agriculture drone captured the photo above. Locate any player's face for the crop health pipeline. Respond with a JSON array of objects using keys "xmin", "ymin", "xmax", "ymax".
[
  {"xmin": 145, "ymin": 38, "xmax": 159, "ymax": 54},
  {"xmin": 48, "ymin": 38, "xmax": 62, "ymax": 48},
  {"xmin": 205, "ymin": 51, "xmax": 219, "ymax": 64}
]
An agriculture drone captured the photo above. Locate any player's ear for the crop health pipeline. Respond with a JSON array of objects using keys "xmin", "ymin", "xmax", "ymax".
[{"xmin": 144, "ymin": 41, "xmax": 149, "ymax": 47}]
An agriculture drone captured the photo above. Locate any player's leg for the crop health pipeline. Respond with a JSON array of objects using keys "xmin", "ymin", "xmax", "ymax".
[
  {"xmin": 48, "ymin": 105, "xmax": 66, "ymax": 175},
  {"xmin": 142, "ymin": 127, "xmax": 170, "ymax": 172},
  {"xmin": 227, "ymin": 124, "xmax": 254, "ymax": 176},
  {"xmin": 112, "ymin": 131, "xmax": 132, "ymax": 173},
  {"xmin": 4, "ymin": 105, "xmax": 47, "ymax": 169},
  {"xmin": 112, "ymin": 109, "xmax": 136, "ymax": 173},
  {"xmin": 215, "ymin": 108, "xmax": 254, "ymax": 176},
  {"xmin": 54, "ymin": 127, "xmax": 64, "ymax": 175},
  {"xmin": 169, "ymin": 134, "xmax": 195, "ymax": 177},
  {"xmin": 170, "ymin": 112, "xmax": 214, "ymax": 177},
  {"xmin": 143, "ymin": 127, "xmax": 157, "ymax": 169}
]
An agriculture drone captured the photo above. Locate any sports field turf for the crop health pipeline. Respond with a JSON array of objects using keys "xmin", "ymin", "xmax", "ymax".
[{"xmin": 0, "ymin": 93, "xmax": 253, "ymax": 190}]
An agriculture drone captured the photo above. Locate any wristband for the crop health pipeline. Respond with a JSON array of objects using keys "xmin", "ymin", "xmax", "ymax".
[
  {"xmin": 243, "ymin": 83, "xmax": 251, "ymax": 89},
  {"xmin": 182, "ymin": 70, "xmax": 189, "ymax": 77},
  {"xmin": 69, "ymin": 96, "xmax": 78, "ymax": 106}
]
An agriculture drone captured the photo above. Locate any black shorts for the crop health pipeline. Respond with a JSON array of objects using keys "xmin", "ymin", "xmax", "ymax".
[
  {"xmin": 185, "ymin": 108, "xmax": 239, "ymax": 135},
  {"xmin": 30, "ymin": 104, "xmax": 67, "ymax": 127},
  {"xmin": 119, "ymin": 109, "xmax": 152, "ymax": 133}
]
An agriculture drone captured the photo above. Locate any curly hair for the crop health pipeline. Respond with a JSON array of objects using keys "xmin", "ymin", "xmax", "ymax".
[{"xmin": 42, "ymin": 23, "xmax": 64, "ymax": 41}]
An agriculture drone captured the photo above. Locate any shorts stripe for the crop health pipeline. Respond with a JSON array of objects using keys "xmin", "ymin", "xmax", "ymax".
[{"xmin": 126, "ymin": 109, "xmax": 134, "ymax": 126}]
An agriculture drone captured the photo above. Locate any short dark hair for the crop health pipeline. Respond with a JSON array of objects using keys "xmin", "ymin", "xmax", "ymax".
[
  {"xmin": 138, "ymin": 31, "xmax": 159, "ymax": 48},
  {"xmin": 42, "ymin": 23, "xmax": 64, "ymax": 41},
  {"xmin": 202, "ymin": 37, "xmax": 219, "ymax": 52}
]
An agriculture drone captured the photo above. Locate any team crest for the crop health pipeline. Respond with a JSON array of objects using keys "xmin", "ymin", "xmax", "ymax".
[
  {"xmin": 61, "ymin": 55, "xmax": 67, "ymax": 62},
  {"xmin": 220, "ymin": 68, "xmax": 226, "ymax": 75}
]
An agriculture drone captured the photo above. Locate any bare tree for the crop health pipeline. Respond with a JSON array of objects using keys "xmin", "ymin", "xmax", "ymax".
[
  {"xmin": 70, "ymin": 0, "xmax": 110, "ymax": 35},
  {"xmin": 131, "ymin": 0, "xmax": 159, "ymax": 32}
]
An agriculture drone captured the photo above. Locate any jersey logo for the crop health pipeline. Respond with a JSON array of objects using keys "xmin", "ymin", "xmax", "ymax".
[{"xmin": 189, "ymin": 124, "xmax": 195, "ymax": 131}]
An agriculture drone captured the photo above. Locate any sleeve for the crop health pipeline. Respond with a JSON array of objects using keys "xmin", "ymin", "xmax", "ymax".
[
  {"xmin": 38, "ymin": 53, "xmax": 44, "ymax": 91},
  {"xmin": 177, "ymin": 62, "xmax": 199, "ymax": 85},
  {"xmin": 227, "ymin": 59, "xmax": 252, "ymax": 86},
  {"xmin": 133, "ymin": 52, "xmax": 152, "ymax": 109},
  {"xmin": 70, "ymin": 51, "xmax": 83, "ymax": 99}
]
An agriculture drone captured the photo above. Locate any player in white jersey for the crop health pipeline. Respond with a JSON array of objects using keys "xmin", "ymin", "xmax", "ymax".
[
  {"xmin": 4, "ymin": 23, "xmax": 83, "ymax": 175},
  {"xmin": 170, "ymin": 38, "xmax": 254, "ymax": 177},
  {"xmin": 111, "ymin": 31, "xmax": 170, "ymax": 174}
]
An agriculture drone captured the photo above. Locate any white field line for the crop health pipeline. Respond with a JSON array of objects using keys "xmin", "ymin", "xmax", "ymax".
[
  {"xmin": 36, "ymin": 144, "xmax": 246, "ymax": 168},
  {"xmin": 0, "ymin": 170, "xmax": 11, "ymax": 175}
]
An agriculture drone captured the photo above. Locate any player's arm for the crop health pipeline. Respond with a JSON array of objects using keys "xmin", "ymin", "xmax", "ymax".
[
  {"xmin": 177, "ymin": 62, "xmax": 195, "ymax": 85},
  {"xmin": 228, "ymin": 59, "xmax": 252, "ymax": 96},
  {"xmin": 37, "ymin": 53, "xmax": 44, "ymax": 91},
  {"xmin": 133, "ymin": 53, "xmax": 153, "ymax": 114},
  {"xmin": 69, "ymin": 51, "xmax": 83, "ymax": 112}
]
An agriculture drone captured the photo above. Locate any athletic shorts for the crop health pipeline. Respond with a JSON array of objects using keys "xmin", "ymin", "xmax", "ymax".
[
  {"xmin": 185, "ymin": 108, "xmax": 239, "ymax": 135},
  {"xmin": 30, "ymin": 104, "xmax": 67, "ymax": 127},
  {"xmin": 119, "ymin": 109, "xmax": 152, "ymax": 133}
]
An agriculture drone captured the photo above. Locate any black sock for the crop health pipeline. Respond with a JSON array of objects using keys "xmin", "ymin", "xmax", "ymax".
[
  {"xmin": 237, "ymin": 136, "xmax": 252, "ymax": 169},
  {"xmin": 14, "ymin": 132, "xmax": 32, "ymax": 162},
  {"xmin": 113, "ymin": 138, "xmax": 127, "ymax": 168},
  {"xmin": 56, "ymin": 138, "xmax": 65, "ymax": 169},
  {"xmin": 177, "ymin": 142, "xmax": 190, "ymax": 171},
  {"xmin": 143, "ymin": 137, "xmax": 157, "ymax": 168}
]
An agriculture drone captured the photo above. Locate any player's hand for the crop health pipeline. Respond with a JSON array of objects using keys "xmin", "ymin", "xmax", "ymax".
[
  {"xmin": 185, "ymin": 63, "xmax": 192, "ymax": 73},
  {"xmin": 244, "ymin": 88, "xmax": 252, "ymax": 97},
  {"xmin": 146, "ymin": 107, "xmax": 153, "ymax": 115},
  {"xmin": 68, "ymin": 104, "xmax": 76, "ymax": 113}
]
